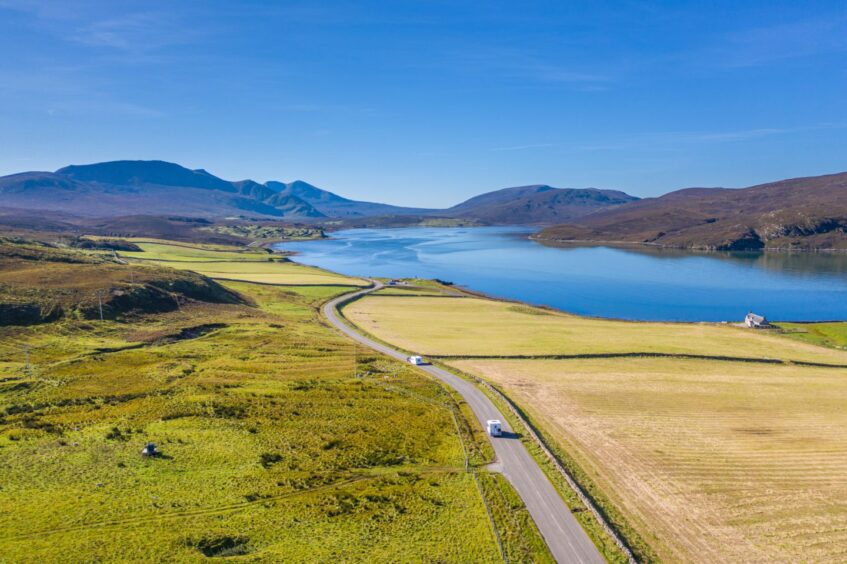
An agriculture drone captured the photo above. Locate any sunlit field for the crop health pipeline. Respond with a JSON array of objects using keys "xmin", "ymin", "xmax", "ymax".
[
  {"xmin": 121, "ymin": 241, "xmax": 368, "ymax": 286},
  {"xmin": 451, "ymin": 357, "xmax": 847, "ymax": 562},
  {"xmin": 147, "ymin": 259, "xmax": 368, "ymax": 286},
  {"xmin": 0, "ymin": 240, "xmax": 551, "ymax": 562},
  {"xmin": 344, "ymin": 292, "xmax": 847, "ymax": 561},
  {"xmin": 343, "ymin": 295, "xmax": 847, "ymax": 365}
]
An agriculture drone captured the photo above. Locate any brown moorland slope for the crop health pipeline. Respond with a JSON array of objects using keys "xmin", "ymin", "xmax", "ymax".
[
  {"xmin": 536, "ymin": 171, "xmax": 847, "ymax": 250},
  {"xmin": 0, "ymin": 239, "xmax": 243, "ymax": 325},
  {"xmin": 442, "ymin": 184, "xmax": 638, "ymax": 225}
]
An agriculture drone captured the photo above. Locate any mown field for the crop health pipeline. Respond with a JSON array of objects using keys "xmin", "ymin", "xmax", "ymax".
[
  {"xmin": 120, "ymin": 241, "xmax": 368, "ymax": 286},
  {"xmin": 0, "ymin": 240, "xmax": 550, "ymax": 562},
  {"xmin": 344, "ymin": 293, "xmax": 847, "ymax": 562},
  {"xmin": 118, "ymin": 241, "xmax": 274, "ymax": 262},
  {"xmin": 343, "ymin": 295, "xmax": 847, "ymax": 365}
]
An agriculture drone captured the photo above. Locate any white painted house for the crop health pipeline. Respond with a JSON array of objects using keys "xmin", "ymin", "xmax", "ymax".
[{"xmin": 745, "ymin": 312, "xmax": 770, "ymax": 328}]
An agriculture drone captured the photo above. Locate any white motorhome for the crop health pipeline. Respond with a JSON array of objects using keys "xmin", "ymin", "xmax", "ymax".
[
  {"xmin": 486, "ymin": 419, "xmax": 502, "ymax": 437},
  {"xmin": 407, "ymin": 355, "xmax": 425, "ymax": 365}
]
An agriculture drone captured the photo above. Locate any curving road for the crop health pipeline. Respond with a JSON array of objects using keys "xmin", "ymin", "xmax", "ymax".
[{"xmin": 323, "ymin": 282, "xmax": 604, "ymax": 564}]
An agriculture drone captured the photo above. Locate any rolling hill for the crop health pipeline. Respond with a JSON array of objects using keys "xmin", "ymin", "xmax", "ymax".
[
  {"xmin": 535, "ymin": 171, "xmax": 847, "ymax": 250},
  {"xmin": 442, "ymin": 184, "xmax": 638, "ymax": 224}
]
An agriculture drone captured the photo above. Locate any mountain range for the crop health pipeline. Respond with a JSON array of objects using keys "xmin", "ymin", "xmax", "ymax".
[
  {"xmin": 0, "ymin": 160, "xmax": 636, "ymax": 225},
  {"xmin": 536, "ymin": 171, "xmax": 847, "ymax": 250},
  {"xmin": 2, "ymin": 160, "xmax": 845, "ymax": 250}
]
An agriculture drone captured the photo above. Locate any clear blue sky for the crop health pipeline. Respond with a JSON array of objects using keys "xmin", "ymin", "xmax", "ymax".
[{"xmin": 1, "ymin": 0, "xmax": 845, "ymax": 206}]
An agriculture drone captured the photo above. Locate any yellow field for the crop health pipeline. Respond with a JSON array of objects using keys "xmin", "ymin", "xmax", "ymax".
[
  {"xmin": 343, "ymin": 295, "xmax": 847, "ymax": 365},
  {"xmin": 151, "ymin": 260, "xmax": 367, "ymax": 286},
  {"xmin": 84, "ymin": 237, "xmax": 241, "ymax": 252},
  {"xmin": 344, "ymin": 293, "xmax": 847, "ymax": 561},
  {"xmin": 450, "ymin": 358, "xmax": 847, "ymax": 562},
  {"xmin": 121, "ymin": 242, "xmax": 367, "ymax": 286}
]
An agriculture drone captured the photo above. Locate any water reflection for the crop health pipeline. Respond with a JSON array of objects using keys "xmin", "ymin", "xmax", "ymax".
[
  {"xmin": 280, "ymin": 227, "xmax": 847, "ymax": 321},
  {"xmin": 567, "ymin": 244, "xmax": 847, "ymax": 278}
]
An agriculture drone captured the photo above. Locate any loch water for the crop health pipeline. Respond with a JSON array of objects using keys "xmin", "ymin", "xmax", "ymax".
[{"xmin": 278, "ymin": 226, "xmax": 847, "ymax": 322}]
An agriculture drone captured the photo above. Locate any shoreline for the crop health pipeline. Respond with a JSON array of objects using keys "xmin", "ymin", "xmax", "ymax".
[
  {"xmin": 531, "ymin": 234, "xmax": 847, "ymax": 253},
  {"xmin": 276, "ymin": 228, "xmax": 847, "ymax": 325},
  {"xmin": 298, "ymin": 258, "xmax": 847, "ymax": 325}
]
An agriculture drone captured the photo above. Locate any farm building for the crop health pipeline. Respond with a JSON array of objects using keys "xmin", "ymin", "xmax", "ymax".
[{"xmin": 745, "ymin": 312, "xmax": 770, "ymax": 328}]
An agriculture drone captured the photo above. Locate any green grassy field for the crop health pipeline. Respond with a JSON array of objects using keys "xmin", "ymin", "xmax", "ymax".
[
  {"xmin": 776, "ymin": 321, "xmax": 847, "ymax": 350},
  {"xmin": 146, "ymin": 259, "xmax": 368, "ymax": 286},
  {"xmin": 120, "ymin": 241, "xmax": 368, "ymax": 286},
  {"xmin": 344, "ymin": 292, "xmax": 847, "ymax": 562},
  {"xmin": 0, "ymin": 239, "xmax": 552, "ymax": 562},
  {"xmin": 375, "ymin": 284, "xmax": 457, "ymax": 297},
  {"xmin": 119, "ymin": 241, "xmax": 274, "ymax": 262}
]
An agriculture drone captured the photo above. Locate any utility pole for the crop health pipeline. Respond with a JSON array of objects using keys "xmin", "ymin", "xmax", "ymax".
[
  {"xmin": 96, "ymin": 290, "xmax": 104, "ymax": 321},
  {"xmin": 23, "ymin": 345, "xmax": 31, "ymax": 375}
]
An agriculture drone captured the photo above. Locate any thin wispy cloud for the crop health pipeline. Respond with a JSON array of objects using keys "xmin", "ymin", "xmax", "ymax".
[
  {"xmin": 0, "ymin": 0, "xmax": 97, "ymax": 20},
  {"xmin": 0, "ymin": 66, "xmax": 164, "ymax": 118},
  {"xmin": 691, "ymin": 128, "xmax": 787, "ymax": 142},
  {"xmin": 491, "ymin": 143, "xmax": 554, "ymax": 152},
  {"xmin": 72, "ymin": 12, "xmax": 182, "ymax": 52},
  {"xmin": 1, "ymin": 0, "xmax": 204, "ymax": 59},
  {"xmin": 703, "ymin": 15, "xmax": 847, "ymax": 69},
  {"xmin": 439, "ymin": 42, "xmax": 614, "ymax": 86},
  {"xmin": 577, "ymin": 123, "xmax": 847, "ymax": 152},
  {"xmin": 270, "ymin": 103, "xmax": 378, "ymax": 115}
]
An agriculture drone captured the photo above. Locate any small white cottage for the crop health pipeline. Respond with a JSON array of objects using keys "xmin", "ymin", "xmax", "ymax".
[{"xmin": 744, "ymin": 312, "xmax": 769, "ymax": 328}]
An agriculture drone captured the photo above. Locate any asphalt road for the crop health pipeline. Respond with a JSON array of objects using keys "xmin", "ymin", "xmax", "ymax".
[{"xmin": 323, "ymin": 282, "xmax": 604, "ymax": 564}]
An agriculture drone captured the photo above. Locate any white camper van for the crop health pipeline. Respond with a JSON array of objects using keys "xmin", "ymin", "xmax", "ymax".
[
  {"xmin": 486, "ymin": 419, "xmax": 502, "ymax": 437},
  {"xmin": 407, "ymin": 356, "xmax": 425, "ymax": 365}
]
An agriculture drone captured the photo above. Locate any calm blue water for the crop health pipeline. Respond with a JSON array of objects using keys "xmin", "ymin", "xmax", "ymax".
[{"xmin": 279, "ymin": 227, "xmax": 847, "ymax": 321}]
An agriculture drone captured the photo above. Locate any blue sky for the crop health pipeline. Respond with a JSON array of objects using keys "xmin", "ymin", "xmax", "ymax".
[{"xmin": 1, "ymin": 0, "xmax": 846, "ymax": 206}]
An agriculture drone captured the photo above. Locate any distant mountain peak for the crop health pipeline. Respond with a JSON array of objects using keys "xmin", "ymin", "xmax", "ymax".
[
  {"xmin": 55, "ymin": 160, "xmax": 235, "ymax": 192},
  {"xmin": 0, "ymin": 160, "xmax": 324, "ymax": 219}
]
